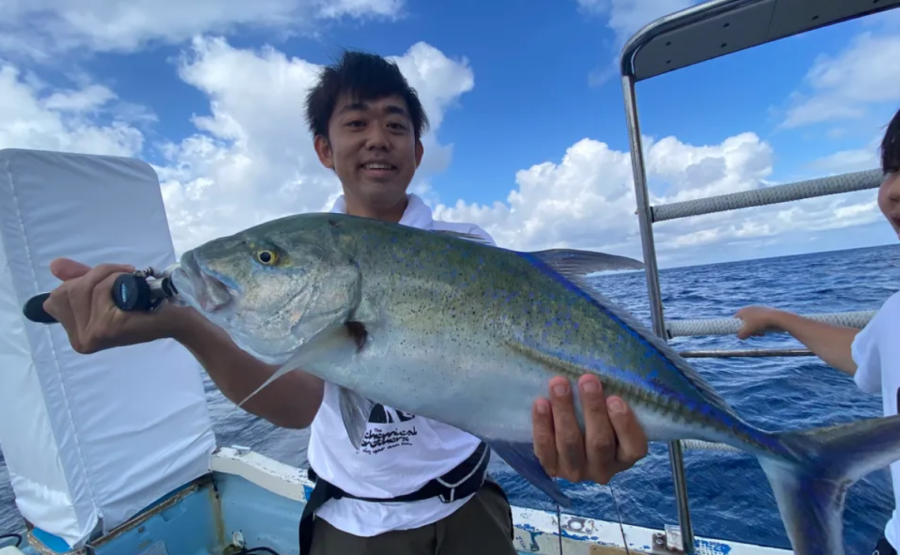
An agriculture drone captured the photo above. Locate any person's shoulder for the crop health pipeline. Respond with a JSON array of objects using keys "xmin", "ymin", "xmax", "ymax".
[
  {"xmin": 431, "ymin": 219, "xmax": 497, "ymax": 247},
  {"xmin": 883, "ymin": 290, "xmax": 900, "ymax": 312},
  {"xmin": 852, "ymin": 288, "xmax": 900, "ymax": 367},
  {"xmin": 868, "ymin": 290, "xmax": 900, "ymax": 330}
]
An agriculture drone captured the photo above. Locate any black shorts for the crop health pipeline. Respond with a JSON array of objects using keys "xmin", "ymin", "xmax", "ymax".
[{"xmin": 873, "ymin": 536, "xmax": 897, "ymax": 555}]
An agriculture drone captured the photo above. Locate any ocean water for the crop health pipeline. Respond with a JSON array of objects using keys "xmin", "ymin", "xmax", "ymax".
[{"xmin": 1, "ymin": 243, "xmax": 898, "ymax": 553}]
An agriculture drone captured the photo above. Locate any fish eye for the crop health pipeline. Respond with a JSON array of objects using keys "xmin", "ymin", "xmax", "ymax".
[{"xmin": 256, "ymin": 249, "xmax": 278, "ymax": 265}]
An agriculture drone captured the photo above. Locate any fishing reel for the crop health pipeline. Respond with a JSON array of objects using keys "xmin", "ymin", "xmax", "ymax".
[{"xmin": 22, "ymin": 264, "xmax": 182, "ymax": 325}]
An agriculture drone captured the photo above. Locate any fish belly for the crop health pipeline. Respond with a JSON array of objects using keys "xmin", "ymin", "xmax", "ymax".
[{"xmin": 332, "ymin": 322, "xmax": 741, "ymax": 450}]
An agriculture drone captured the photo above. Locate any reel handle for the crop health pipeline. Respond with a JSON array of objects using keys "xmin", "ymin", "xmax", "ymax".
[{"xmin": 23, "ymin": 273, "xmax": 163, "ymax": 324}]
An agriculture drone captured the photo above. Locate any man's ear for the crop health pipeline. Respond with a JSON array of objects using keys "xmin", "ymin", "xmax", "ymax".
[
  {"xmin": 415, "ymin": 138, "xmax": 424, "ymax": 168},
  {"xmin": 314, "ymin": 135, "xmax": 334, "ymax": 170}
]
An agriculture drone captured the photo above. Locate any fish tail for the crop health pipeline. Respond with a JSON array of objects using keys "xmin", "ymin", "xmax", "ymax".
[{"xmin": 756, "ymin": 413, "xmax": 900, "ymax": 555}]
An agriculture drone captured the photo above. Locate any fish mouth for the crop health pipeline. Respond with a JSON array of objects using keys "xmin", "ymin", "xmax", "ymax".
[{"xmin": 175, "ymin": 251, "xmax": 234, "ymax": 313}]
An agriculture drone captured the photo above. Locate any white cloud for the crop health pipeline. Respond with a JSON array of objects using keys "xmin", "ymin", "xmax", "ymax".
[
  {"xmin": 0, "ymin": 34, "xmax": 474, "ymax": 255},
  {"xmin": 432, "ymin": 133, "xmax": 774, "ymax": 257},
  {"xmin": 432, "ymin": 131, "xmax": 881, "ymax": 267},
  {"xmin": 0, "ymin": 23, "xmax": 886, "ymax": 270},
  {"xmin": 810, "ymin": 143, "xmax": 881, "ymax": 175},
  {"xmin": 0, "ymin": 0, "xmax": 404, "ymax": 57},
  {"xmin": 781, "ymin": 31, "xmax": 900, "ymax": 129},
  {"xmin": 155, "ymin": 37, "xmax": 474, "ymax": 254},
  {"xmin": 0, "ymin": 62, "xmax": 144, "ymax": 156},
  {"xmin": 576, "ymin": 0, "xmax": 698, "ymax": 86},
  {"xmin": 576, "ymin": 0, "xmax": 696, "ymax": 46},
  {"xmin": 315, "ymin": 0, "xmax": 403, "ymax": 19}
]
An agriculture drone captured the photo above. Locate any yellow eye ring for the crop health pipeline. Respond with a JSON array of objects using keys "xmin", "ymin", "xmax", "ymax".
[{"xmin": 256, "ymin": 249, "xmax": 278, "ymax": 265}]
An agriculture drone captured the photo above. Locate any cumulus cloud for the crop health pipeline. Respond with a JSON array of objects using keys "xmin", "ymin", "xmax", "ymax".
[
  {"xmin": 810, "ymin": 142, "xmax": 882, "ymax": 175},
  {"xmin": 434, "ymin": 133, "xmax": 772, "ymax": 256},
  {"xmin": 0, "ymin": 0, "xmax": 404, "ymax": 58},
  {"xmin": 576, "ymin": 0, "xmax": 698, "ymax": 86},
  {"xmin": 780, "ymin": 31, "xmax": 900, "ymax": 129},
  {"xmin": 0, "ymin": 26, "xmax": 885, "ymax": 269},
  {"xmin": 576, "ymin": 0, "xmax": 696, "ymax": 46},
  {"xmin": 0, "ymin": 62, "xmax": 144, "ymax": 156},
  {"xmin": 0, "ymin": 33, "xmax": 474, "ymax": 255},
  {"xmin": 432, "ymin": 131, "xmax": 880, "ymax": 266},
  {"xmin": 155, "ymin": 37, "xmax": 474, "ymax": 253}
]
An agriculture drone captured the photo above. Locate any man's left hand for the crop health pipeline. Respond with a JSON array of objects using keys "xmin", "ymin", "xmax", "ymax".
[{"xmin": 532, "ymin": 374, "xmax": 648, "ymax": 484}]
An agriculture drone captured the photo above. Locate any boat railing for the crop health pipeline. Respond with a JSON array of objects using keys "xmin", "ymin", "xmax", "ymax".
[
  {"xmin": 669, "ymin": 310, "xmax": 876, "ymax": 358},
  {"xmin": 630, "ymin": 159, "xmax": 882, "ymax": 554},
  {"xmin": 650, "ymin": 168, "xmax": 883, "ymax": 222},
  {"xmin": 627, "ymin": 162, "xmax": 882, "ymax": 553},
  {"xmin": 616, "ymin": 0, "xmax": 899, "ymax": 551},
  {"xmin": 629, "ymin": 166, "xmax": 880, "ymax": 550}
]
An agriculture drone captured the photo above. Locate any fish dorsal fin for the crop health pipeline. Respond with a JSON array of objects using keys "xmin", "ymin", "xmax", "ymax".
[
  {"xmin": 431, "ymin": 229, "xmax": 495, "ymax": 246},
  {"xmin": 431, "ymin": 231, "xmax": 645, "ymax": 278},
  {"xmin": 523, "ymin": 252, "xmax": 737, "ymax": 417},
  {"xmin": 530, "ymin": 248, "xmax": 644, "ymax": 275}
]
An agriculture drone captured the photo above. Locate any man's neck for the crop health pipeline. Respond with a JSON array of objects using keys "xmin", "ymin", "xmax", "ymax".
[{"xmin": 344, "ymin": 195, "xmax": 409, "ymax": 223}]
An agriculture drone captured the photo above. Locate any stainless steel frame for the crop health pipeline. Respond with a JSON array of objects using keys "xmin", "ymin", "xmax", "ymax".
[{"xmin": 618, "ymin": 1, "xmax": 900, "ymax": 552}]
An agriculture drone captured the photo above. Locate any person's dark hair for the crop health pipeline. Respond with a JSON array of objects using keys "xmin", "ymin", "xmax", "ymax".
[
  {"xmin": 882, "ymin": 106, "xmax": 900, "ymax": 174},
  {"xmin": 305, "ymin": 50, "xmax": 430, "ymax": 141}
]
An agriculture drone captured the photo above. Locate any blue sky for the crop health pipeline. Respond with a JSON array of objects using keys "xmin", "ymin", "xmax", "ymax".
[{"xmin": 0, "ymin": 0, "xmax": 898, "ymax": 268}]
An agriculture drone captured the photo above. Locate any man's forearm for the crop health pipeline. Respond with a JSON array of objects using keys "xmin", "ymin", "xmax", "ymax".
[
  {"xmin": 770, "ymin": 311, "xmax": 859, "ymax": 375},
  {"xmin": 168, "ymin": 307, "xmax": 323, "ymax": 429}
]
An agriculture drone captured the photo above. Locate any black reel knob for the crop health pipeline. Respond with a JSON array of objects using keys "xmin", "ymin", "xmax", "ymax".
[{"xmin": 112, "ymin": 273, "xmax": 153, "ymax": 312}]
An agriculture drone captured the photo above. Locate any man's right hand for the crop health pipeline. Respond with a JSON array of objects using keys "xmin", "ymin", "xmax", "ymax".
[{"xmin": 42, "ymin": 257, "xmax": 185, "ymax": 354}]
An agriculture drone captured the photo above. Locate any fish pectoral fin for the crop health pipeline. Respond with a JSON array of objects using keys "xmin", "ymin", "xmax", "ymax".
[
  {"xmin": 530, "ymin": 248, "xmax": 644, "ymax": 276},
  {"xmin": 486, "ymin": 440, "xmax": 572, "ymax": 507},
  {"xmin": 235, "ymin": 323, "xmax": 362, "ymax": 409},
  {"xmin": 339, "ymin": 387, "xmax": 377, "ymax": 450}
]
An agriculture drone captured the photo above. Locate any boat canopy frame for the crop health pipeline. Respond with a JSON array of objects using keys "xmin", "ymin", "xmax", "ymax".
[{"xmin": 618, "ymin": 0, "xmax": 900, "ymax": 553}]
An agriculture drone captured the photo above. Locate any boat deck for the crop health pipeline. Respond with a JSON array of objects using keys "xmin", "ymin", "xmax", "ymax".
[
  {"xmin": 8, "ymin": 447, "xmax": 788, "ymax": 555},
  {"xmin": 3, "ymin": 446, "xmax": 792, "ymax": 555}
]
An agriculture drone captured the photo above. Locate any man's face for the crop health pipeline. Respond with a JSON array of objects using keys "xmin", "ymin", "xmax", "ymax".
[
  {"xmin": 314, "ymin": 93, "xmax": 424, "ymax": 213},
  {"xmin": 879, "ymin": 170, "xmax": 900, "ymax": 240}
]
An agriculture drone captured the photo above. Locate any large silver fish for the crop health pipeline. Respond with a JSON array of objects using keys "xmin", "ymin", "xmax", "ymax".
[{"xmin": 172, "ymin": 212, "xmax": 900, "ymax": 555}]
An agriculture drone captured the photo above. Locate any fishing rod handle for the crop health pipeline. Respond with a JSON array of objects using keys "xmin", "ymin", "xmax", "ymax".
[{"xmin": 23, "ymin": 273, "xmax": 160, "ymax": 325}]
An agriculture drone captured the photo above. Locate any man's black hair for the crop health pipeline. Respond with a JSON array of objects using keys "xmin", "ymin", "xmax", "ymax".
[
  {"xmin": 882, "ymin": 106, "xmax": 900, "ymax": 174},
  {"xmin": 305, "ymin": 50, "xmax": 430, "ymax": 140}
]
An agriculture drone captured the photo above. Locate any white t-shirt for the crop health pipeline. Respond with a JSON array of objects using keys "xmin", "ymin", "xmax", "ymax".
[
  {"xmin": 306, "ymin": 193, "xmax": 497, "ymax": 537},
  {"xmin": 852, "ymin": 290, "xmax": 900, "ymax": 548}
]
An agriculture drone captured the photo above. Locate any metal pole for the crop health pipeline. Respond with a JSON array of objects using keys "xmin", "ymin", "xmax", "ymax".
[{"xmin": 621, "ymin": 73, "xmax": 695, "ymax": 555}]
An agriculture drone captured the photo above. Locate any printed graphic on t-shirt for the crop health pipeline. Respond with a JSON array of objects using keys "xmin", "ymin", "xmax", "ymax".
[{"xmin": 360, "ymin": 403, "xmax": 419, "ymax": 455}]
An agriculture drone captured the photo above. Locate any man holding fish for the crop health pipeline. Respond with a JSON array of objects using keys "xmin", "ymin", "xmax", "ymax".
[{"xmin": 41, "ymin": 50, "xmax": 650, "ymax": 554}]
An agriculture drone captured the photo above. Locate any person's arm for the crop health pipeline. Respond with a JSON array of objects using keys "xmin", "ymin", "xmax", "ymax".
[
  {"xmin": 167, "ymin": 307, "xmax": 324, "ymax": 429},
  {"xmin": 735, "ymin": 306, "xmax": 859, "ymax": 375},
  {"xmin": 42, "ymin": 258, "xmax": 324, "ymax": 430}
]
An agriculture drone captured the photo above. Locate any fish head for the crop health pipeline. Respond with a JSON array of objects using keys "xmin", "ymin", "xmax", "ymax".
[{"xmin": 172, "ymin": 215, "xmax": 361, "ymax": 364}]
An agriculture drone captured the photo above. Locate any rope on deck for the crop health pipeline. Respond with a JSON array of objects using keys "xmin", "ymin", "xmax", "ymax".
[
  {"xmin": 652, "ymin": 168, "xmax": 883, "ymax": 222},
  {"xmin": 665, "ymin": 310, "xmax": 876, "ymax": 339}
]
